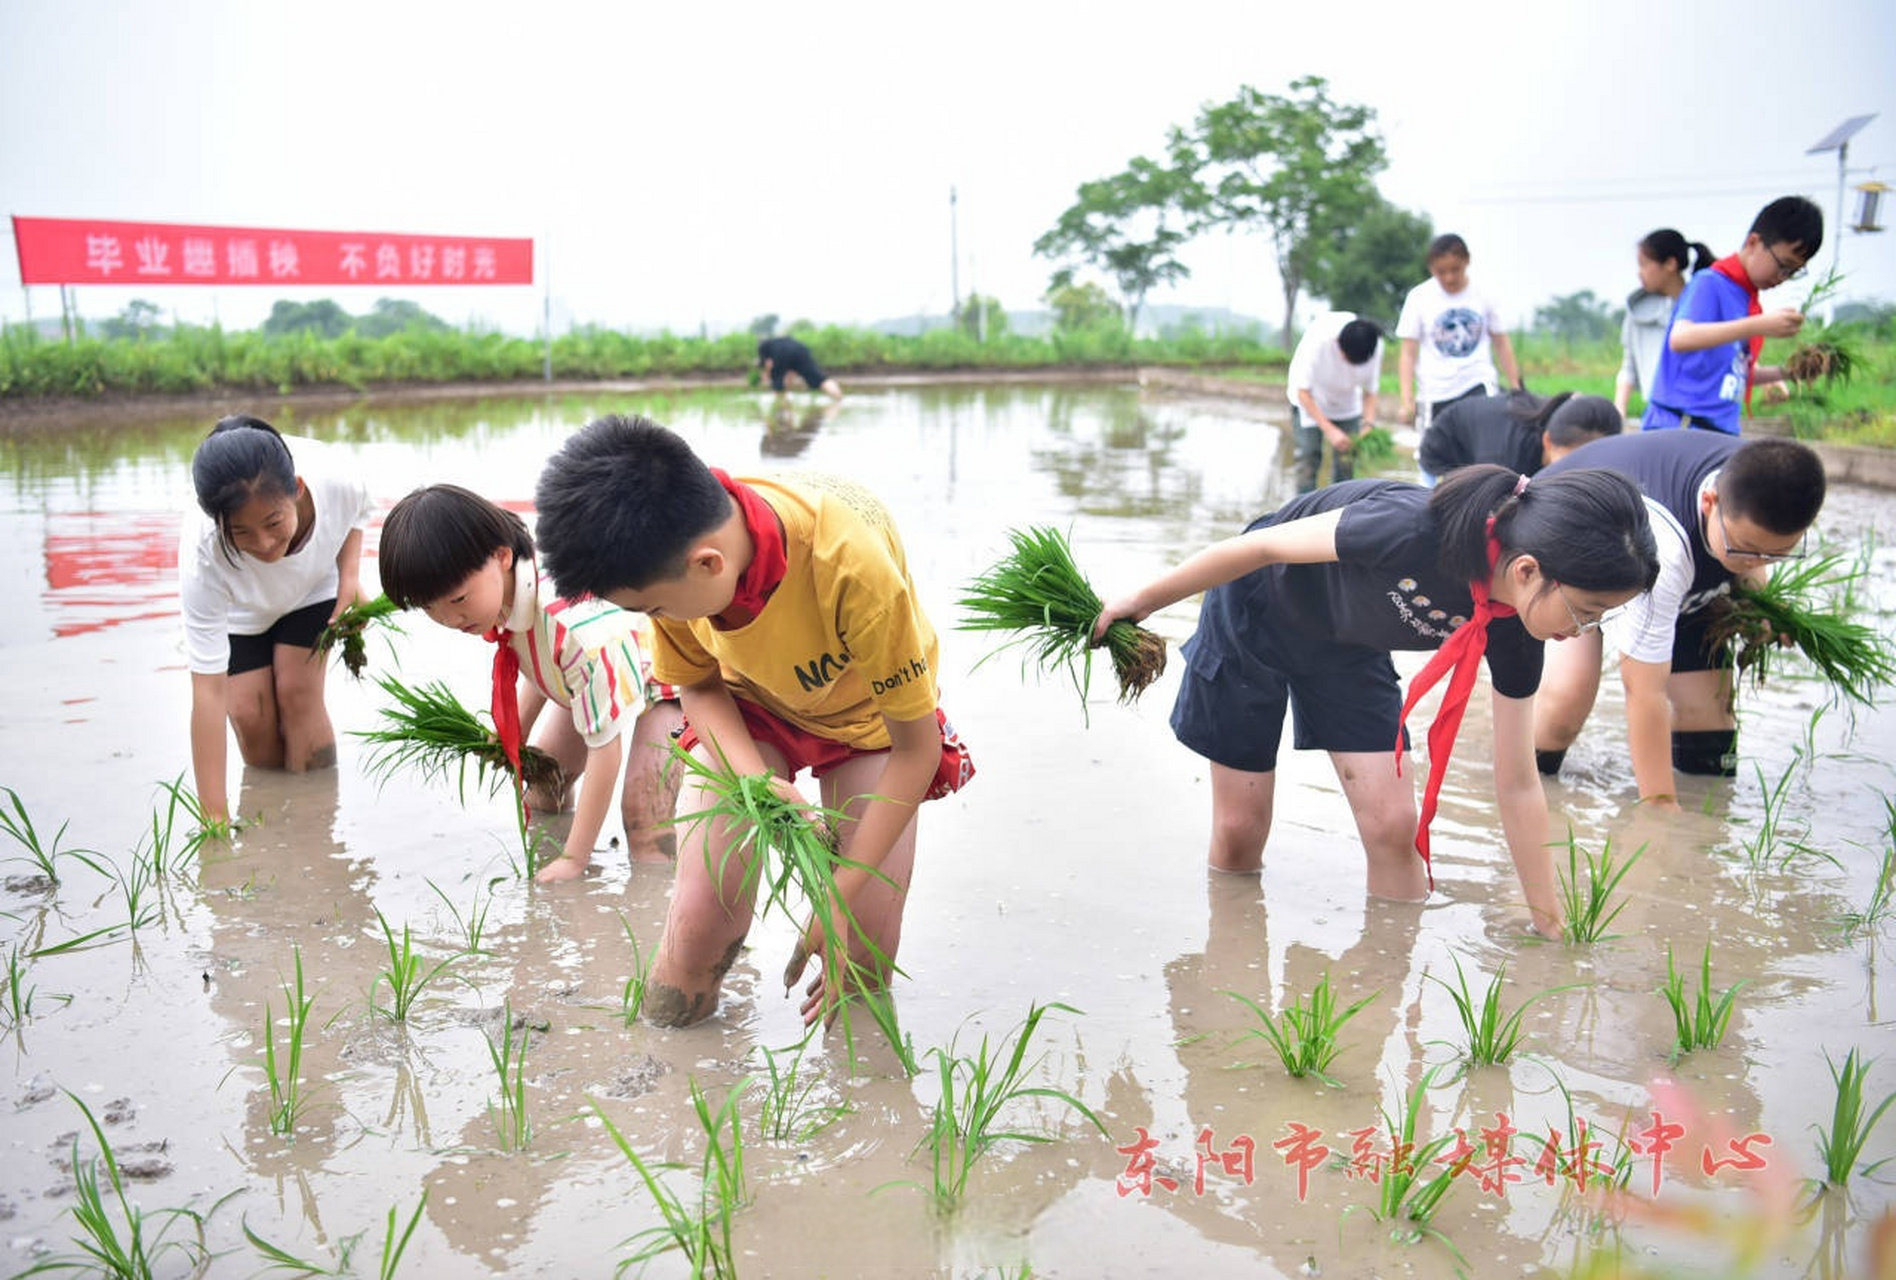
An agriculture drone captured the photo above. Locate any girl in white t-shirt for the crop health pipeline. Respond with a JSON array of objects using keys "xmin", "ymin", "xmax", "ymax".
[
  {"xmin": 179, "ymin": 417, "xmax": 375, "ymax": 827},
  {"xmin": 1396, "ymin": 234, "xmax": 1523, "ymax": 438}
]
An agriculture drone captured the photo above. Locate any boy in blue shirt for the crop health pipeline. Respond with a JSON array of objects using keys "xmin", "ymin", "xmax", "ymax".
[{"xmin": 1642, "ymin": 196, "xmax": 1823, "ymax": 434}]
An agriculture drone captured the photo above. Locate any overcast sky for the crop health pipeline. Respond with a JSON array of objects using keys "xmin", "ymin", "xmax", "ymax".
[{"xmin": 4, "ymin": 0, "xmax": 1893, "ymax": 339}]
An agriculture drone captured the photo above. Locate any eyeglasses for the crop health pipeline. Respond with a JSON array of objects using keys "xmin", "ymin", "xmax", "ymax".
[
  {"xmin": 1764, "ymin": 243, "xmax": 1808, "ymax": 282},
  {"xmin": 1715, "ymin": 504, "xmax": 1808, "ymax": 564},
  {"xmin": 1555, "ymin": 584, "xmax": 1622, "ymax": 635}
]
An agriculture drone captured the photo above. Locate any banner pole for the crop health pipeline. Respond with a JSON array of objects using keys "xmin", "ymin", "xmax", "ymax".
[{"xmin": 541, "ymin": 233, "xmax": 552, "ymax": 383}]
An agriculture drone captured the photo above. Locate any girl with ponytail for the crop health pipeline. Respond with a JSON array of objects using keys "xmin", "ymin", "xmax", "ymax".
[
  {"xmin": 1094, "ymin": 468, "xmax": 1658, "ymax": 938},
  {"xmin": 1616, "ymin": 228, "xmax": 1715, "ymax": 417}
]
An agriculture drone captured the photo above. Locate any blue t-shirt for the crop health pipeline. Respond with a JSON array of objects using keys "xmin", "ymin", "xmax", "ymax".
[{"xmin": 1642, "ymin": 270, "xmax": 1751, "ymax": 434}]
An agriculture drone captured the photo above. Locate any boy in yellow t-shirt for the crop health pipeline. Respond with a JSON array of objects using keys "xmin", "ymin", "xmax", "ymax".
[{"xmin": 532, "ymin": 415, "xmax": 974, "ymax": 1028}]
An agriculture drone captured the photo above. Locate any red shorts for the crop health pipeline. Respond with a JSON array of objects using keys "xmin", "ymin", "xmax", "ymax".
[{"xmin": 677, "ymin": 702, "xmax": 975, "ymax": 802}]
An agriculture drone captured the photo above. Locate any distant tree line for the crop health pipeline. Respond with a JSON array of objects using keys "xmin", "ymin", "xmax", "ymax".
[{"xmin": 94, "ymin": 296, "xmax": 453, "ymax": 342}]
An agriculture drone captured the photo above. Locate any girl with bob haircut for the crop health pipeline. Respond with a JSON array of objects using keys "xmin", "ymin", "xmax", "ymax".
[
  {"xmin": 180, "ymin": 416, "xmax": 375, "ymax": 827},
  {"xmin": 1094, "ymin": 464, "xmax": 1659, "ymax": 938},
  {"xmin": 376, "ymin": 484, "xmax": 683, "ymax": 882}
]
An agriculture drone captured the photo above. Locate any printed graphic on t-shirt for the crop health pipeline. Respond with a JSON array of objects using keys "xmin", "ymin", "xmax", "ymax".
[
  {"xmin": 1430, "ymin": 308, "xmax": 1485, "ymax": 358},
  {"xmin": 794, "ymin": 471, "xmax": 896, "ymax": 537},
  {"xmin": 1387, "ymin": 576, "xmax": 1467, "ymax": 642}
]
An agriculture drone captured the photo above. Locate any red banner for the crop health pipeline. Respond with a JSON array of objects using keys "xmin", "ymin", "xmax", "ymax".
[{"xmin": 10, "ymin": 217, "xmax": 533, "ymax": 287}]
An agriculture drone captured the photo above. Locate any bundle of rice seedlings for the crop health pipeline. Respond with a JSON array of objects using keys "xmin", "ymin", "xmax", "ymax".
[
  {"xmin": 314, "ymin": 595, "xmax": 403, "ymax": 678},
  {"xmin": 957, "ymin": 525, "xmax": 1167, "ymax": 711},
  {"xmin": 1784, "ymin": 328, "xmax": 1862, "ymax": 388},
  {"xmin": 1351, "ymin": 424, "xmax": 1398, "ymax": 470},
  {"xmin": 1705, "ymin": 553, "xmax": 1896, "ymax": 706},
  {"xmin": 355, "ymin": 675, "xmax": 564, "ymax": 799}
]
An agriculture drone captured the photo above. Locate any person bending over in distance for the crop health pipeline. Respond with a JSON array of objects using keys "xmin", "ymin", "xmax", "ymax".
[
  {"xmin": 1616, "ymin": 228, "xmax": 1714, "ymax": 418},
  {"xmin": 180, "ymin": 416, "xmax": 375, "ymax": 828},
  {"xmin": 376, "ymin": 484, "xmax": 684, "ymax": 882},
  {"xmin": 757, "ymin": 334, "xmax": 844, "ymax": 400},
  {"xmin": 1534, "ymin": 432, "xmax": 1826, "ymax": 806},
  {"xmin": 1286, "ymin": 312, "xmax": 1384, "ymax": 494},
  {"xmin": 1094, "ymin": 464, "xmax": 1658, "ymax": 939},
  {"xmin": 531, "ymin": 415, "xmax": 973, "ymax": 1027},
  {"xmin": 1642, "ymin": 196, "xmax": 1823, "ymax": 434},
  {"xmin": 1419, "ymin": 390, "xmax": 1622, "ymax": 478}
]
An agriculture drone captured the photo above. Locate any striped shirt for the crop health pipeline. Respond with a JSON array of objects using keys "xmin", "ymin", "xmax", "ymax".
[{"xmin": 499, "ymin": 556, "xmax": 654, "ymax": 749}]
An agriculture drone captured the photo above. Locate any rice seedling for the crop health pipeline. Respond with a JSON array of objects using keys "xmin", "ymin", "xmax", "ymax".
[
  {"xmin": 0, "ymin": 784, "xmax": 105, "ymax": 886},
  {"xmin": 314, "ymin": 593, "xmax": 403, "ymax": 678},
  {"xmin": 591, "ymin": 1078, "xmax": 750, "ymax": 1279},
  {"xmin": 1343, "ymin": 1063, "xmax": 1468, "ymax": 1267},
  {"xmin": 2, "ymin": 942, "xmax": 71, "ymax": 1038},
  {"xmin": 1837, "ymin": 811, "xmax": 1896, "ymax": 939},
  {"xmin": 355, "ymin": 674, "xmax": 564, "ymax": 808},
  {"xmin": 617, "ymin": 912, "xmax": 649, "ymax": 1025},
  {"xmin": 957, "ymin": 524, "xmax": 1168, "ymax": 713},
  {"xmin": 669, "ymin": 744, "xmax": 898, "ymax": 1006},
  {"xmin": 112, "ymin": 852, "xmax": 161, "ymax": 944},
  {"xmin": 912, "ymin": 1001, "xmax": 1107, "ymax": 1213},
  {"xmin": 14, "ymin": 1091, "xmax": 211, "ymax": 1279},
  {"xmin": 1431, "ymin": 954, "xmax": 1563, "ymax": 1071},
  {"xmin": 1815, "ymin": 1047, "xmax": 1896, "ymax": 1186},
  {"xmin": 1223, "ymin": 971, "xmax": 1379, "ymax": 1086},
  {"xmin": 243, "ymin": 1218, "xmax": 349, "ymax": 1275},
  {"xmin": 1731, "ymin": 759, "xmax": 1835, "ymax": 870},
  {"xmin": 484, "ymin": 1003, "xmax": 532, "ymax": 1151},
  {"xmin": 1351, "ymin": 423, "xmax": 1399, "ymax": 470},
  {"xmin": 427, "ymin": 876, "xmax": 495, "ymax": 955},
  {"xmin": 368, "ymin": 909, "xmax": 461, "ymax": 1023},
  {"xmin": 1784, "ymin": 326, "xmax": 1863, "ymax": 389},
  {"xmin": 1555, "ymin": 833, "xmax": 1644, "ymax": 945},
  {"xmin": 836, "ymin": 981, "xmax": 921, "ymax": 1078},
  {"xmin": 1705, "ymin": 552, "xmax": 1896, "ymax": 708},
  {"xmin": 264, "ymin": 947, "xmax": 318, "ymax": 1137},
  {"xmin": 752, "ymin": 1029, "xmax": 853, "ymax": 1143},
  {"xmin": 372, "ymin": 1192, "xmax": 430, "ymax": 1280},
  {"xmin": 1657, "ymin": 940, "xmax": 1744, "ymax": 1059}
]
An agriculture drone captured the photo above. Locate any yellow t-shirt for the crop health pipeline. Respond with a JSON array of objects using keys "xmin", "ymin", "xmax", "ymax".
[{"xmin": 651, "ymin": 473, "xmax": 939, "ymax": 749}]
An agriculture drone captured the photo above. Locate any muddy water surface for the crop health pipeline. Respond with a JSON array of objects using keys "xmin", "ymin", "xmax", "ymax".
[{"xmin": 2, "ymin": 385, "xmax": 1894, "ymax": 1278}]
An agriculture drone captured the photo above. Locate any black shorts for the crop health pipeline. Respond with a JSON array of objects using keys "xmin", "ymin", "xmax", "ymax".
[
  {"xmin": 1674, "ymin": 604, "xmax": 1734, "ymax": 675},
  {"xmin": 1169, "ymin": 639, "xmax": 1409, "ymax": 773},
  {"xmin": 768, "ymin": 349, "xmax": 828, "ymax": 391},
  {"xmin": 227, "ymin": 598, "xmax": 335, "ymax": 675}
]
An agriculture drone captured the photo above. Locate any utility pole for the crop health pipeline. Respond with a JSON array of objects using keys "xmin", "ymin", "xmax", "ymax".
[{"xmin": 1806, "ymin": 114, "xmax": 1877, "ymax": 322}]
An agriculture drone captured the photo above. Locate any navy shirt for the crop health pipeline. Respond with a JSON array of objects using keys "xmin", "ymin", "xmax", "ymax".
[
  {"xmin": 1418, "ymin": 393, "xmax": 1543, "ymax": 477},
  {"xmin": 1190, "ymin": 481, "xmax": 1544, "ymax": 699}
]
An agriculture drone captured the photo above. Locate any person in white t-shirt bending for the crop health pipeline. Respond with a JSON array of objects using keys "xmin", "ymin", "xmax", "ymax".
[
  {"xmin": 1287, "ymin": 313, "xmax": 1384, "ymax": 494},
  {"xmin": 178, "ymin": 417, "xmax": 376, "ymax": 830},
  {"xmin": 1396, "ymin": 234, "xmax": 1524, "ymax": 453}
]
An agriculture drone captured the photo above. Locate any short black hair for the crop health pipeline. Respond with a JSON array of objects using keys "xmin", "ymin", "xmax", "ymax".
[
  {"xmin": 1426, "ymin": 233, "xmax": 1470, "ymax": 263},
  {"xmin": 1337, "ymin": 318, "xmax": 1383, "ymax": 364},
  {"xmin": 1750, "ymin": 195, "xmax": 1825, "ymax": 259},
  {"xmin": 533, "ymin": 414, "xmax": 734, "ymax": 598},
  {"xmin": 378, "ymin": 484, "xmax": 536, "ymax": 609},
  {"xmin": 1717, "ymin": 438, "xmax": 1826, "ymax": 536},
  {"xmin": 1542, "ymin": 395, "xmax": 1623, "ymax": 450}
]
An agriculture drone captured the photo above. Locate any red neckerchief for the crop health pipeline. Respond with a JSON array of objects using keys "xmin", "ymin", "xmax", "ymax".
[
  {"xmin": 1394, "ymin": 527, "xmax": 1518, "ymax": 889},
  {"xmin": 709, "ymin": 468, "xmax": 786, "ymax": 630},
  {"xmin": 483, "ymin": 625, "xmax": 528, "ymax": 822},
  {"xmin": 1710, "ymin": 254, "xmax": 1764, "ymax": 409}
]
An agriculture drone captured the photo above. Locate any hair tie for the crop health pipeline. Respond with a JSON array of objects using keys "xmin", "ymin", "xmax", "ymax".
[{"xmin": 1514, "ymin": 474, "xmax": 1530, "ymax": 496}]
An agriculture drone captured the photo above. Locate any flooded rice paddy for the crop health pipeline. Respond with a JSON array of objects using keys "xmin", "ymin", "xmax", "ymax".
[{"xmin": 2, "ymin": 382, "xmax": 1894, "ymax": 1279}]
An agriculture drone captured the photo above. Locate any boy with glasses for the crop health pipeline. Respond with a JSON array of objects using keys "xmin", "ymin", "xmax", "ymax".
[
  {"xmin": 1531, "ymin": 431, "xmax": 1826, "ymax": 806},
  {"xmin": 1642, "ymin": 196, "xmax": 1824, "ymax": 434}
]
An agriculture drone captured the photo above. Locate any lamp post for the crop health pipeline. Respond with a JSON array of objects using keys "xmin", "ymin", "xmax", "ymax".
[{"xmin": 1806, "ymin": 114, "xmax": 1877, "ymax": 320}]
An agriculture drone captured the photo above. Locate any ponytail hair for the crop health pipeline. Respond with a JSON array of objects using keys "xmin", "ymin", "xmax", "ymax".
[
  {"xmin": 1502, "ymin": 388, "xmax": 1573, "ymax": 432},
  {"xmin": 379, "ymin": 484, "xmax": 537, "ymax": 609},
  {"xmin": 1638, "ymin": 228, "xmax": 1715, "ymax": 276},
  {"xmin": 191, "ymin": 415, "xmax": 298, "ymax": 561},
  {"xmin": 1432, "ymin": 464, "xmax": 1658, "ymax": 593}
]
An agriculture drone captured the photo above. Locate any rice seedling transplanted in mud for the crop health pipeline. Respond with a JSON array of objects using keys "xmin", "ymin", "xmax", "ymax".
[
  {"xmin": 484, "ymin": 1003, "xmax": 533, "ymax": 1151},
  {"xmin": 263, "ymin": 948, "xmax": 319, "ymax": 1137},
  {"xmin": 1658, "ymin": 940, "xmax": 1744, "ymax": 1059},
  {"xmin": 1705, "ymin": 551, "xmax": 1896, "ymax": 708},
  {"xmin": 958, "ymin": 524, "xmax": 1168, "ymax": 714},
  {"xmin": 751, "ymin": 1029, "xmax": 853, "ymax": 1143},
  {"xmin": 1815, "ymin": 1047, "xmax": 1896, "ymax": 1186},
  {"xmin": 911, "ymin": 1001, "xmax": 1107, "ymax": 1213},
  {"xmin": 368, "ymin": 910, "xmax": 461, "ymax": 1023},
  {"xmin": 591, "ymin": 1078, "xmax": 750, "ymax": 1279},
  {"xmin": 1837, "ymin": 797, "xmax": 1896, "ymax": 939},
  {"xmin": 1432, "ymin": 954, "xmax": 1568, "ymax": 1071},
  {"xmin": 314, "ymin": 593, "xmax": 403, "ymax": 679},
  {"xmin": 1224, "ymin": 971, "xmax": 1379, "ymax": 1086},
  {"xmin": 1556, "ymin": 833, "xmax": 1644, "ymax": 945},
  {"xmin": 0, "ymin": 784, "xmax": 105, "ymax": 887},
  {"xmin": 1343, "ymin": 1063, "xmax": 1468, "ymax": 1270}
]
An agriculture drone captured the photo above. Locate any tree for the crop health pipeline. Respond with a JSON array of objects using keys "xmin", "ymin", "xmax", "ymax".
[
  {"xmin": 1304, "ymin": 193, "xmax": 1433, "ymax": 326},
  {"xmin": 955, "ymin": 292, "xmax": 1008, "ymax": 342},
  {"xmin": 1045, "ymin": 279, "xmax": 1123, "ymax": 333},
  {"xmin": 1034, "ymin": 148, "xmax": 1196, "ymax": 334},
  {"xmin": 748, "ymin": 313, "xmax": 780, "ymax": 338},
  {"xmin": 353, "ymin": 297, "xmax": 450, "ymax": 338},
  {"xmin": 98, "ymin": 298, "xmax": 164, "ymax": 341},
  {"xmin": 1533, "ymin": 290, "xmax": 1622, "ymax": 345},
  {"xmin": 261, "ymin": 299, "xmax": 351, "ymax": 339},
  {"xmin": 1187, "ymin": 77, "xmax": 1386, "ymax": 347}
]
